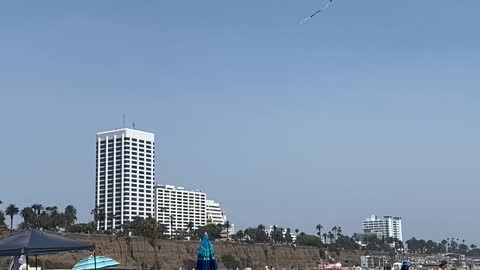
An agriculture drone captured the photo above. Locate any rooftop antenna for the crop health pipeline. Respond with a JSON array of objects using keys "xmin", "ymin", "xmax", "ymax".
[
  {"xmin": 123, "ymin": 113, "xmax": 126, "ymax": 128},
  {"xmin": 132, "ymin": 122, "xmax": 136, "ymax": 130}
]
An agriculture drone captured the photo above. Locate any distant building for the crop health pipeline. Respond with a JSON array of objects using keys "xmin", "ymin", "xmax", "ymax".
[
  {"xmin": 266, "ymin": 225, "xmax": 297, "ymax": 242},
  {"xmin": 206, "ymin": 200, "xmax": 234, "ymax": 238},
  {"xmin": 360, "ymin": 256, "xmax": 390, "ymax": 269},
  {"xmin": 362, "ymin": 215, "xmax": 403, "ymax": 241},
  {"xmin": 206, "ymin": 200, "xmax": 224, "ymax": 224},
  {"xmin": 95, "ymin": 127, "xmax": 233, "ymax": 235},
  {"xmin": 154, "ymin": 184, "xmax": 207, "ymax": 236},
  {"xmin": 95, "ymin": 128, "xmax": 155, "ymax": 231}
]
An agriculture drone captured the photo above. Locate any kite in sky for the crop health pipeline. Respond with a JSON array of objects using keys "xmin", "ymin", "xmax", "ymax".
[{"xmin": 300, "ymin": 0, "xmax": 334, "ymax": 24}]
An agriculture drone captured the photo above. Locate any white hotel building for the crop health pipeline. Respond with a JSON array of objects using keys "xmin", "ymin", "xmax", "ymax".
[
  {"xmin": 95, "ymin": 128, "xmax": 155, "ymax": 230},
  {"xmin": 362, "ymin": 215, "xmax": 403, "ymax": 241},
  {"xmin": 96, "ymin": 128, "xmax": 231, "ymax": 234},
  {"xmin": 207, "ymin": 200, "xmax": 235, "ymax": 237},
  {"xmin": 154, "ymin": 184, "xmax": 207, "ymax": 236}
]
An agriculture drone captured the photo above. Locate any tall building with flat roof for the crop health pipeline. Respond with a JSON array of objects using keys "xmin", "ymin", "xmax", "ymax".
[
  {"xmin": 154, "ymin": 184, "xmax": 207, "ymax": 236},
  {"xmin": 362, "ymin": 215, "xmax": 403, "ymax": 241},
  {"xmin": 95, "ymin": 128, "xmax": 155, "ymax": 230}
]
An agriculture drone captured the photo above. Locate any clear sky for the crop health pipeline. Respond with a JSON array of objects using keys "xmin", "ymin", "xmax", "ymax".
[{"xmin": 1, "ymin": 0, "xmax": 480, "ymax": 243}]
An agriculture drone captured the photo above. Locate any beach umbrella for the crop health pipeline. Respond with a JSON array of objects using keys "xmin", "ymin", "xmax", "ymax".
[
  {"xmin": 195, "ymin": 233, "xmax": 218, "ymax": 270},
  {"xmin": 72, "ymin": 256, "xmax": 119, "ymax": 270}
]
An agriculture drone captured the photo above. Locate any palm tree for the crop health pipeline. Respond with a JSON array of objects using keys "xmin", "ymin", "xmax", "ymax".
[
  {"xmin": 64, "ymin": 205, "xmax": 77, "ymax": 228},
  {"xmin": 31, "ymin": 204, "xmax": 43, "ymax": 228},
  {"xmin": 322, "ymin": 233, "xmax": 328, "ymax": 244},
  {"xmin": 295, "ymin": 229, "xmax": 300, "ymax": 235},
  {"xmin": 186, "ymin": 221, "xmax": 194, "ymax": 238},
  {"xmin": 31, "ymin": 204, "xmax": 43, "ymax": 217},
  {"xmin": 331, "ymin": 226, "xmax": 337, "ymax": 238},
  {"xmin": 337, "ymin": 226, "xmax": 342, "ymax": 237},
  {"xmin": 107, "ymin": 213, "xmax": 116, "ymax": 231},
  {"xmin": 5, "ymin": 204, "xmax": 19, "ymax": 231},
  {"xmin": 224, "ymin": 221, "xmax": 231, "ymax": 240},
  {"xmin": 328, "ymin": 231, "xmax": 334, "ymax": 244},
  {"xmin": 316, "ymin": 224, "xmax": 323, "ymax": 241}
]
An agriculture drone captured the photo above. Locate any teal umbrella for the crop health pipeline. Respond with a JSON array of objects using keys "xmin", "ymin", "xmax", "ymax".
[
  {"xmin": 196, "ymin": 233, "xmax": 217, "ymax": 270},
  {"xmin": 72, "ymin": 256, "xmax": 119, "ymax": 270}
]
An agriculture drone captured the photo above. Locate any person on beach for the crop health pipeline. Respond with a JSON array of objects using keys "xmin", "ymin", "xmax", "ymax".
[
  {"xmin": 439, "ymin": 261, "xmax": 448, "ymax": 270},
  {"xmin": 401, "ymin": 261, "xmax": 413, "ymax": 270}
]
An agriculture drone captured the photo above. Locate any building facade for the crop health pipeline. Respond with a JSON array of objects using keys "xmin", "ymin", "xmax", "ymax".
[
  {"xmin": 95, "ymin": 128, "xmax": 155, "ymax": 230},
  {"xmin": 206, "ymin": 200, "xmax": 224, "ymax": 225},
  {"xmin": 362, "ymin": 215, "xmax": 403, "ymax": 241},
  {"xmin": 206, "ymin": 200, "xmax": 234, "ymax": 237},
  {"xmin": 154, "ymin": 184, "xmax": 207, "ymax": 236}
]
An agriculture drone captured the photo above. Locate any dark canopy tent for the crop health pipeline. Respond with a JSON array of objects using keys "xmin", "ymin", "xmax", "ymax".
[
  {"xmin": 0, "ymin": 229, "xmax": 95, "ymax": 256},
  {"xmin": 0, "ymin": 230, "xmax": 96, "ymax": 270}
]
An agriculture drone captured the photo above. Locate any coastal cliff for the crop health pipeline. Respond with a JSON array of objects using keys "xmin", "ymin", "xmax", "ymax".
[{"xmin": 0, "ymin": 232, "xmax": 363, "ymax": 270}]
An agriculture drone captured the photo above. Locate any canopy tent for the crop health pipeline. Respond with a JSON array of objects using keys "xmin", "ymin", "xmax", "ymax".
[{"xmin": 0, "ymin": 230, "xmax": 95, "ymax": 256}]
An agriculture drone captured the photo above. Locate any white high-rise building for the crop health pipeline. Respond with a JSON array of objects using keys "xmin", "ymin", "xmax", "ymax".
[
  {"xmin": 95, "ymin": 128, "xmax": 155, "ymax": 230},
  {"xmin": 362, "ymin": 215, "xmax": 403, "ymax": 241},
  {"xmin": 154, "ymin": 184, "xmax": 207, "ymax": 236}
]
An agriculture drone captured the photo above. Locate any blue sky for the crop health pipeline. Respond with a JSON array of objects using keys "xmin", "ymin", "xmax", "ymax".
[{"xmin": 1, "ymin": 0, "xmax": 480, "ymax": 243}]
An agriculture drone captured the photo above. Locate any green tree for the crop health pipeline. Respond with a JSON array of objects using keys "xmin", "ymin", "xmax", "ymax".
[
  {"xmin": 243, "ymin": 226, "xmax": 269, "ymax": 243},
  {"xmin": 107, "ymin": 212, "xmax": 116, "ymax": 231},
  {"xmin": 270, "ymin": 226, "xmax": 284, "ymax": 244},
  {"xmin": 335, "ymin": 235, "xmax": 359, "ymax": 250},
  {"xmin": 67, "ymin": 223, "xmax": 95, "ymax": 233},
  {"xmin": 297, "ymin": 234, "xmax": 321, "ymax": 247},
  {"xmin": 322, "ymin": 233, "xmax": 328, "ymax": 244},
  {"xmin": 221, "ymin": 255, "xmax": 240, "ymax": 269},
  {"xmin": 328, "ymin": 231, "xmax": 334, "ymax": 244},
  {"xmin": 38, "ymin": 211, "xmax": 51, "ymax": 230},
  {"xmin": 232, "ymin": 229, "xmax": 245, "ymax": 241},
  {"xmin": 331, "ymin": 226, "xmax": 337, "ymax": 241},
  {"xmin": 224, "ymin": 220, "xmax": 231, "ymax": 240},
  {"xmin": 295, "ymin": 228, "xmax": 299, "ymax": 236},
  {"xmin": 64, "ymin": 205, "xmax": 77, "ymax": 228},
  {"xmin": 143, "ymin": 218, "xmax": 167, "ymax": 270},
  {"xmin": 316, "ymin": 224, "xmax": 323, "ymax": 242},
  {"xmin": 5, "ymin": 204, "xmax": 19, "ymax": 231},
  {"xmin": 31, "ymin": 204, "xmax": 44, "ymax": 229},
  {"xmin": 20, "ymin": 207, "xmax": 36, "ymax": 229},
  {"xmin": 0, "ymin": 210, "xmax": 6, "ymax": 228},
  {"xmin": 186, "ymin": 221, "xmax": 195, "ymax": 238},
  {"xmin": 285, "ymin": 228, "xmax": 293, "ymax": 243},
  {"xmin": 196, "ymin": 224, "xmax": 222, "ymax": 241}
]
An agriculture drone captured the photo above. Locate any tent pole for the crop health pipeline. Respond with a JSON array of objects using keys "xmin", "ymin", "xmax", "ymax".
[
  {"xmin": 35, "ymin": 256, "xmax": 37, "ymax": 270},
  {"xmin": 94, "ymin": 250, "xmax": 97, "ymax": 270},
  {"xmin": 26, "ymin": 256, "xmax": 29, "ymax": 270}
]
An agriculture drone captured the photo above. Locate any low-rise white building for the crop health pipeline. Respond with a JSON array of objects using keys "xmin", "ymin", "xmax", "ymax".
[{"xmin": 206, "ymin": 199, "xmax": 234, "ymax": 238}]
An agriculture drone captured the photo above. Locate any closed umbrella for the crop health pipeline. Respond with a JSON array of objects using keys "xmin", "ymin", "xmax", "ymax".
[
  {"xmin": 195, "ymin": 233, "xmax": 218, "ymax": 270},
  {"xmin": 72, "ymin": 256, "xmax": 119, "ymax": 270}
]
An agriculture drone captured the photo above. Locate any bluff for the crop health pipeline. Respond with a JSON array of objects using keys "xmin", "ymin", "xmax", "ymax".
[{"xmin": 0, "ymin": 232, "xmax": 364, "ymax": 270}]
